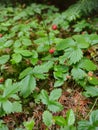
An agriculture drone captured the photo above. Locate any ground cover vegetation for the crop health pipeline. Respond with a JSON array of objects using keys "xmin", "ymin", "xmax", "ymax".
[{"xmin": 0, "ymin": 0, "xmax": 98, "ymax": 129}]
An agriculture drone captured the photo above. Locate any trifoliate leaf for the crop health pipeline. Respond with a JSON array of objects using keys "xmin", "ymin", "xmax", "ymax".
[
  {"xmin": 78, "ymin": 58, "xmax": 97, "ymax": 71},
  {"xmin": 42, "ymin": 111, "xmax": 53, "ymax": 127},
  {"xmin": 71, "ymin": 68, "xmax": 86, "ymax": 80},
  {"xmin": 49, "ymin": 89, "xmax": 62, "ymax": 101},
  {"xmin": 65, "ymin": 47, "xmax": 83, "ymax": 64}
]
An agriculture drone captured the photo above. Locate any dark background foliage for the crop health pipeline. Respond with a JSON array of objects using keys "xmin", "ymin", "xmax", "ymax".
[{"xmin": 1, "ymin": 0, "xmax": 77, "ymax": 10}]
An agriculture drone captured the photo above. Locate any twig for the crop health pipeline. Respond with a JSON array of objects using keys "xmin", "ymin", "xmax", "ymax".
[{"xmin": 85, "ymin": 97, "xmax": 98, "ymax": 120}]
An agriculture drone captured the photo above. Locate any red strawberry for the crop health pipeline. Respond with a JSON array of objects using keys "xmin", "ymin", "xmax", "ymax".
[
  {"xmin": 49, "ymin": 48, "xmax": 55, "ymax": 54},
  {"xmin": 52, "ymin": 24, "xmax": 57, "ymax": 30}
]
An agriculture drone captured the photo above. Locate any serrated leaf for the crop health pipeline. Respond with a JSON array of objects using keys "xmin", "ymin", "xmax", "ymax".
[
  {"xmin": 3, "ymin": 80, "xmax": 19, "ymax": 97},
  {"xmin": 90, "ymin": 34, "xmax": 98, "ymax": 45},
  {"xmin": 78, "ymin": 120, "xmax": 91, "ymax": 130},
  {"xmin": 12, "ymin": 53, "xmax": 22, "ymax": 63},
  {"xmin": 22, "ymin": 37, "xmax": 32, "ymax": 46},
  {"xmin": 40, "ymin": 90, "xmax": 49, "ymax": 105},
  {"xmin": 83, "ymin": 86, "xmax": 98, "ymax": 97},
  {"xmin": 49, "ymin": 89, "xmax": 62, "ymax": 101},
  {"xmin": 24, "ymin": 119, "xmax": 35, "ymax": 130},
  {"xmin": 72, "ymin": 35, "xmax": 89, "ymax": 49},
  {"xmin": 56, "ymin": 38, "xmax": 75, "ymax": 50},
  {"xmin": 42, "ymin": 111, "xmax": 53, "ymax": 127},
  {"xmin": 54, "ymin": 116, "xmax": 66, "ymax": 126},
  {"xmin": 71, "ymin": 68, "xmax": 86, "ymax": 80},
  {"xmin": 66, "ymin": 109, "xmax": 75, "ymax": 126},
  {"xmin": 32, "ymin": 61, "xmax": 53, "ymax": 74},
  {"xmin": 90, "ymin": 110, "xmax": 98, "ymax": 125},
  {"xmin": 20, "ymin": 75, "xmax": 36, "ymax": 98},
  {"xmin": 20, "ymin": 50, "xmax": 32, "ymax": 57},
  {"xmin": 78, "ymin": 58, "xmax": 97, "ymax": 71},
  {"xmin": 54, "ymin": 80, "xmax": 64, "ymax": 87},
  {"xmin": 48, "ymin": 101, "xmax": 63, "ymax": 112},
  {"xmin": 19, "ymin": 67, "xmax": 33, "ymax": 79},
  {"xmin": 88, "ymin": 77, "xmax": 98, "ymax": 85},
  {"xmin": 12, "ymin": 102, "xmax": 22, "ymax": 112},
  {"xmin": 0, "ymin": 55, "xmax": 10, "ymax": 64},
  {"xmin": 3, "ymin": 101, "xmax": 12, "ymax": 113},
  {"xmin": 65, "ymin": 47, "xmax": 83, "ymax": 64}
]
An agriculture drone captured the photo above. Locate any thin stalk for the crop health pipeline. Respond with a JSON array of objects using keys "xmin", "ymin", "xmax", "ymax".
[{"xmin": 85, "ymin": 97, "xmax": 98, "ymax": 120}]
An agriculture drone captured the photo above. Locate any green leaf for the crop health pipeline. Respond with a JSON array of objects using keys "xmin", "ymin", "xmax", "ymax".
[
  {"xmin": 48, "ymin": 101, "xmax": 63, "ymax": 112},
  {"xmin": 71, "ymin": 68, "xmax": 86, "ymax": 80},
  {"xmin": 88, "ymin": 77, "xmax": 98, "ymax": 85},
  {"xmin": 66, "ymin": 109, "xmax": 75, "ymax": 126},
  {"xmin": 19, "ymin": 67, "xmax": 33, "ymax": 79},
  {"xmin": 83, "ymin": 86, "xmax": 98, "ymax": 97},
  {"xmin": 78, "ymin": 120, "xmax": 91, "ymax": 130},
  {"xmin": 0, "ymin": 55, "xmax": 10, "ymax": 64},
  {"xmin": 54, "ymin": 80, "xmax": 64, "ymax": 87},
  {"xmin": 49, "ymin": 89, "xmax": 62, "ymax": 101},
  {"xmin": 42, "ymin": 111, "xmax": 53, "ymax": 127},
  {"xmin": 56, "ymin": 38, "xmax": 75, "ymax": 50},
  {"xmin": 32, "ymin": 61, "xmax": 53, "ymax": 74},
  {"xmin": 4, "ymin": 40, "xmax": 13, "ymax": 47},
  {"xmin": 54, "ymin": 116, "xmax": 66, "ymax": 126},
  {"xmin": 20, "ymin": 75, "xmax": 36, "ymax": 98},
  {"xmin": 14, "ymin": 49, "xmax": 32, "ymax": 57},
  {"xmin": 78, "ymin": 58, "xmax": 97, "ymax": 71},
  {"xmin": 65, "ymin": 47, "xmax": 83, "ymax": 64},
  {"xmin": 40, "ymin": 90, "xmax": 49, "ymax": 105},
  {"xmin": 90, "ymin": 110, "xmax": 98, "ymax": 125},
  {"xmin": 3, "ymin": 80, "xmax": 19, "ymax": 98},
  {"xmin": 12, "ymin": 102, "xmax": 22, "ymax": 112},
  {"xmin": 12, "ymin": 53, "xmax": 22, "ymax": 63},
  {"xmin": 20, "ymin": 50, "xmax": 32, "ymax": 57},
  {"xmin": 3, "ymin": 101, "xmax": 12, "ymax": 114},
  {"xmin": 72, "ymin": 35, "xmax": 89, "ymax": 49},
  {"xmin": 22, "ymin": 37, "xmax": 32, "ymax": 46},
  {"xmin": 90, "ymin": 34, "xmax": 98, "ymax": 45},
  {"xmin": 24, "ymin": 119, "xmax": 35, "ymax": 130}
]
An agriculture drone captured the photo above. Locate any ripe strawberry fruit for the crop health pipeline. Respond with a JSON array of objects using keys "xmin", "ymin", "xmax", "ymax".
[
  {"xmin": 49, "ymin": 48, "xmax": 55, "ymax": 54},
  {"xmin": 52, "ymin": 24, "xmax": 57, "ymax": 30}
]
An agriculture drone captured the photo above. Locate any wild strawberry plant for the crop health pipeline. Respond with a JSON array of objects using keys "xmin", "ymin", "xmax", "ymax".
[{"xmin": 0, "ymin": 2, "xmax": 98, "ymax": 130}]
